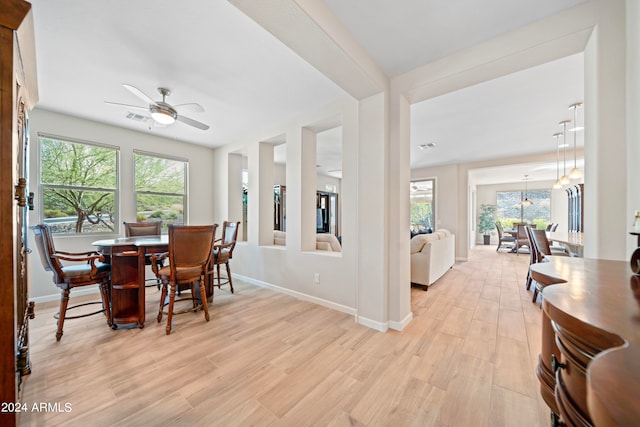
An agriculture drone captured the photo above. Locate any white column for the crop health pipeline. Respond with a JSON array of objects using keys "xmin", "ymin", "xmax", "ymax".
[
  {"xmin": 301, "ymin": 128, "xmax": 317, "ymax": 252},
  {"xmin": 258, "ymin": 142, "xmax": 275, "ymax": 246},
  {"xmin": 356, "ymin": 92, "xmax": 389, "ymax": 331},
  {"xmin": 387, "ymin": 88, "xmax": 412, "ymax": 329},
  {"xmin": 227, "ymin": 152, "xmax": 244, "ymax": 240},
  {"xmin": 583, "ymin": 0, "xmax": 627, "ymax": 260},
  {"xmin": 627, "ymin": 0, "xmax": 640, "ymax": 256}
]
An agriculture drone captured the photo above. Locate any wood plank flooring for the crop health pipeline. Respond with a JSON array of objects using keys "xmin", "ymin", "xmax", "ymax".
[{"xmin": 19, "ymin": 245, "xmax": 550, "ymax": 426}]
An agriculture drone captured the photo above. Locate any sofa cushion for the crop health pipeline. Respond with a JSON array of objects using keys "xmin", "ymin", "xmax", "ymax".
[
  {"xmin": 316, "ymin": 241, "xmax": 332, "ymax": 251},
  {"xmin": 273, "ymin": 230, "xmax": 286, "ymax": 246},
  {"xmin": 316, "ymin": 233, "xmax": 341, "ymax": 252},
  {"xmin": 436, "ymin": 229, "xmax": 451, "ymax": 238},
  {"xmin": 410, "ymin": 236, "xmax": 427, "ymax": 254}
]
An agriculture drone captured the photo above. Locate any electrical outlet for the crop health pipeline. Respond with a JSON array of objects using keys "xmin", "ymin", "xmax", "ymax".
[{"xmin": 314, "ymin": 273, "xmax": 320, "ymax": 284}]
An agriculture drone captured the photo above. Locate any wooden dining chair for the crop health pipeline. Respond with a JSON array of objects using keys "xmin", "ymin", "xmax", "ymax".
[
  {"xmin": 530, "ymin": 229, "xmax": 569, "ymax": 303},
  {"xmin": 515, "ymin": 224, "xmax": 530, "ymax": 255},
  {"xmin": 31, "ymin": 224, "xmax": 112, "ymax": 341},
  {"xmin": 211, "ymin": 221, "xmax": 240, "ymax": 295},
  {"xmin": 524, "ymin": 225, "xmax": 539, "ymax": 291},
  {"xmin": 154, "ymin": 224, "xmax": 217, "ymax": 335},
  {"xmin": 123, "ymin": 221, "xmax": 164, "ymax": 288},
  {"xmin": 495, "ymin": 221, "xmax": 516, "ymax": 252}
]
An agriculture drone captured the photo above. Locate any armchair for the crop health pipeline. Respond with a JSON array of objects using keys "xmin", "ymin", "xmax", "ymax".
[{"xmin": 31, "ymin": 224, "xmax": 111, "ymax": 341}]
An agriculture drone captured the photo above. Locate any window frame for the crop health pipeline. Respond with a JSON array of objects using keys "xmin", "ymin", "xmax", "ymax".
[
  {"xmin": 496, "ymin": 188, "xmax": 552, "ymax": 228},
  {"xmin": 133, "ymin": 150, "xmax": 188, "ymax": 230},
  {"xmin": 410, "ymin": 178, "xmax": 436, "ymax": 234},
  {"xmin": 38, "ymin": 133, "xmax": 120, "ymax": 235}
]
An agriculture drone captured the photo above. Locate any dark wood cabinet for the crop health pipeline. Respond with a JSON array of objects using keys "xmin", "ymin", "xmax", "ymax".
[
  {"xmin": 0, "ymin": 2, "xmax": 38, "ymax": 426},
  {"xmin": 109, "ymin": 249, "xmax": 145, "ymax": 327},
  {"xmin": 531, "ymin": 257, "xmax": 640, "ymax": 426}
]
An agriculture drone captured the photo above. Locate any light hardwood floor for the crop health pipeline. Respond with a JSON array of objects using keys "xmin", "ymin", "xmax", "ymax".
[{"xmin": 19, "ymin": 245, "xmax": 549, "ymax": 426}]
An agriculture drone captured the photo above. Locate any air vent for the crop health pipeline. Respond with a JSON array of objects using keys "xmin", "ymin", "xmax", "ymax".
[{"xmin": 124, "ymin": 112, "xmax": 150, "ymax": 123}]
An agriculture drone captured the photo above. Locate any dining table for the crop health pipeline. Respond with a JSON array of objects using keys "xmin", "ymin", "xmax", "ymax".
[
  {"xmin": 546, "ymin": 231, "xmax": 584, "ymax": 256},
  {"xmin": 92, "ymin": 235, "xmax": 169, "ymax": 329}
]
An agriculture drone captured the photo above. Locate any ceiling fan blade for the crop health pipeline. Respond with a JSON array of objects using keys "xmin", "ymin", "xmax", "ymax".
[
  {"xmin": 104, "ymin": 101, "xmax": 148, "ymax": 111},
  {"xmin": 173, "ymin": 103, "xmax": 205, "ymax": 114},
  {"xmin": 122, "ymin": 84, "xmax": 157, "ymax": 106},
  {"xmin": 176, "ymin": 114, "xmax": 210, "ymax": 130}
]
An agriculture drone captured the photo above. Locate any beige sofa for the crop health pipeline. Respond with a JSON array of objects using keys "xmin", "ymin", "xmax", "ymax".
[
  {"xmin": 410, "ymin": 229, "xmax": 455, "ymax": 290},
  {"xmin": 273, "ymin": 231, "xmax": 341, "ymax": 252}
]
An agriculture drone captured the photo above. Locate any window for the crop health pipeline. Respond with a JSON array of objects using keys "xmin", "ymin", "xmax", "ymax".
[
  {"xmin": 496, "ymin": 189, "xmax": 551, "ymax": 229},
  {"xmin": 39, "ymin": 135, "xmax": 118, "ymax": 234},
  {"xmin": 134, "ymin": 152, "xmax": 187, "ymax": 230},
  {"xmin": 410, "ymin": 179, "xmax": 435, "ymax": 234}
]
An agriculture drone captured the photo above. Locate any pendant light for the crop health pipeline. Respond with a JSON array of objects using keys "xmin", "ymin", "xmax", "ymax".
[
  {"xmin": 522, "ymin": 174, "xmax": 533, "ymax": 206},
  {"xmin": 559, "ymin": 120, "xmax": 571, "ymax": 185},
  {"xmin": 568, "ymin": 102, "xmax": 583, "ymax": 179},
  {"xmin": 553, "ymin": 133, "xmax": 563, "ymax": 189}
]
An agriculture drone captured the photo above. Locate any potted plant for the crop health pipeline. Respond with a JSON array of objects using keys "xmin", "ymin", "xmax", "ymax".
[{"xmin": 478, "ymin": 204, "xmax": 497, "ymax": 245}]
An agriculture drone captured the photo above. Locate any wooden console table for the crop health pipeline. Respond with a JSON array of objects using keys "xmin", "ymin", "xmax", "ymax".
[{"xmin": 530, "ymin": 257, "xmax": 640, "ymax": 426}]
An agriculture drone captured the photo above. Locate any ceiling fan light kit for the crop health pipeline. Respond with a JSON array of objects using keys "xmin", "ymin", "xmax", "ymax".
[
  {"xmin": 106, "ymin": 84, "xmax": 209, "ymax": 130},
  {"xmin": 150, "ymin": 106, "xmax": 177, "ymax": 125}
]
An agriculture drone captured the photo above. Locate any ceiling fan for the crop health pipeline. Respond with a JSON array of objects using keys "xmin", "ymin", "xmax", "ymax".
[{"xmin": 105, "ymin": 84, "xmax": 210, "ymax": 130}]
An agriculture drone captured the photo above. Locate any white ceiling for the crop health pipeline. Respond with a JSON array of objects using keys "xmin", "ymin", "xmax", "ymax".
[
  {"xmin": 323, "ymin": 0, "xmax": 587, "ymax": 76},
  {"xmin": 29, "ymin": 0, "xmax": 588, "ymax": 185},
  {"xmin": 410, "ymin": 53, "xmax": 584, "ymax": 172},
  {"xmin": 29, "ymin": 0, "xmax": 346, "ymax": 147}
]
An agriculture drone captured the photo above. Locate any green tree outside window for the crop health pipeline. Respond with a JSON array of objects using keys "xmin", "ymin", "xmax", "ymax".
[
  {"xmin": 40, "ymin": 137, "xmax": 117, "ymax": 234},
  {"xmin": 134, "ymin": 152, "xmax": 187, "ymax": 230}
]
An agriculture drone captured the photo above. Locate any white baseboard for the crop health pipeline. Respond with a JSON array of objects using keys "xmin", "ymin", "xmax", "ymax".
[
  {"xmin": 355, "ymin": 315, "xmax": 388, "ymax": 332},
  {"xmin": 233, "ymin": 273, "xmax": 357, "ymax": 317},
  {"xmin": 224, "ymin": 274, "xmax": 415, "ymax": 334},
  {"xmin": 388, "ymin": 311, "xmax": 413, "ymax": 331},
  {"xmin": 30, "ymin": 286, "xmax": 100, "ymax": 304}
]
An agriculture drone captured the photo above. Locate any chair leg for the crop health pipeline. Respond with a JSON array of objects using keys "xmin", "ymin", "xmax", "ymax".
[
  {"xmin": 225, "ymin": 262, "xmax": 234, "ymax": 294},
  {"xmin": 532, "ymin": 287, "xmax": 539, "ymax": 303},
  {"xmin": 99, "ymin": 281, "xmax": 112, "ymax": 327},
  {"xmin": 158, "ymin": 281, "xmax": 168, "ymax": 323},
  {"xmin": 190, "ymin": 282, "xmax": 198, "ymax": 311},
  {"xmin": 56, "ymin": 289, "xmax": 70, "ymax": 341},
  {"xmin": 198, "ymin": 278, "xmax": 210, "ymax": 322},
  {"xmin": 216, "ymin": 264, "xmax": 222, "ymax": 288},
  {"xmin": 166, "ymin": 282, "xmax": 177, "ymax": 335},
  {"xmin": 526, "ymin": 273, "xmax": 532, "ymax": 291},
  {"xmin": 155, "ymin": 259, "xmax": 163, "ymax": 289}
]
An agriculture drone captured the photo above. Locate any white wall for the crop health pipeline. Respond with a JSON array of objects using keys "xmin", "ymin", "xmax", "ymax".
[
  {"xmin": 411, "ymin": 165, "xmax": 458, "ymax": 231},
  {"xmin": 211, "ymin": 98, "xmax": 361, "ymax": 319},
  {"xmin": 27, "ymin": 109, "xmax": 216, "ymax": 301},
  {"xmin": 274, "ymin": 163, "xmax": 286, "ymax": 185},
  {"xmin": 627, "ymin": 0, "xmax": 640, "ymax": 255}
]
